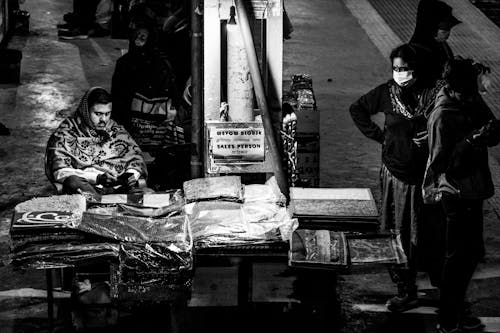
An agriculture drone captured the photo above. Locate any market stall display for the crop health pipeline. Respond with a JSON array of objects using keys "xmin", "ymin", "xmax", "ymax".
[
  {"xmin": 10, "ymin": 191, "xmax": 194, "ymax": 301},
  {"xmin": 186, "ymin": 176, "xmax": 297, "ymax": 250},
  {"xmin": 10, "ymin": 194, "xmax": 107, "ymax": 268},
  {"xmin": 290, "ymin": 188, "xmax": 379, "ymax": 229},
  {"xmin": 289, "ymin": 230, "xmax": 406, "ymax": 270}
]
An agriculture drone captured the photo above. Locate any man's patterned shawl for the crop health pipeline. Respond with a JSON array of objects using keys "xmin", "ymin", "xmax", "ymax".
[{"xmin": 47, "ymin": 87, "xmax": 147, "ymax": 182}]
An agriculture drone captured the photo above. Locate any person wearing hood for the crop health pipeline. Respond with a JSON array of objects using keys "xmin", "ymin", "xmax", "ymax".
[
  {"xmin": 350, "ymin": 44, "xmax": 441, "ymax": 313},
  {"xmin": 111, "ymin": 17, "xmax": 191, "ymax": 189},
  {"xmin": 409, "ymin": 0, "xmax": 461, "ymax": 85},
  {"xmin": 46, "ymin": 87, "xmax": 148, "ymax": 195},
  {"xmin": 424, "ymin": 57, "xmax": 500, "ymax": 333},
  {"xmin": 111, "ymin": 18, "xmax": 181, "ymax": 130}
]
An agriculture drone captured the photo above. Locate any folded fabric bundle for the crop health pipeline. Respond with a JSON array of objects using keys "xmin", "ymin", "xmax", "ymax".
[
  {"xmin": 183, "ymin": 176, "xmax": 244, "ymax": 203},
  {"xmin": 11, "ymin": 242, "xmax": 120, "ymax": 269},
  {"xmin": 186, "ymin": 201, "xmax": 296, "ymax": 249}
]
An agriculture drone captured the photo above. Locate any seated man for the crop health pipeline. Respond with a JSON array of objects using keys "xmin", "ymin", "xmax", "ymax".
[{"xmin": 46, "ymin": 87, "xmax": 148, "ymax": 195}]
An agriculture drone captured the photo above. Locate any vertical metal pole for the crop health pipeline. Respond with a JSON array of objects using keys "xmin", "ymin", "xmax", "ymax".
[
  {"xmin": 191, "ymin": 0, "xmax": 203, "ymax": 179},
  {"xmin": 234, "ymin": 0, "xmax": 289, "ymax": 197}
]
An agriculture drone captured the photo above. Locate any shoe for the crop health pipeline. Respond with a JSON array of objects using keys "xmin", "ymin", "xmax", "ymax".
[
  {"xmin": 386, "ymin": 293, "xmax": 419, "ymax": 312},
  {"xmin": 58, "ymin": 28, "xmax": 88, "ymax": 40},
  {"xmin": 56, "ymin": 23, "xmax": 75, "ymax": 31},
  {"xmin": 459, "ymin": 316, "xmax": 484, "ymax": 331},
  {"xmin": 437, "ymin": 324, "xmax": 465, "ymax": 333},
  {"xmin": 386, "ymin": 284, "xmax": 419, "ymax": 312}
]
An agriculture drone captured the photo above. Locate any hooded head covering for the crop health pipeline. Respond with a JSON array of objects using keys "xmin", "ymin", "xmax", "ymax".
[
  {"xmin": 410, "ymin": 0, "xmax": 461, "ymax": 43},
  {"xmin": 127, "ymin": 5, "xmax": 158, "ymax": 54},
  {"xmin": 74, "ymin": 87, "xmax": 113, "ymax": 142},
  {"xmin": 77, "ymin": 87, "xmax": 109, "ymax": 129}
]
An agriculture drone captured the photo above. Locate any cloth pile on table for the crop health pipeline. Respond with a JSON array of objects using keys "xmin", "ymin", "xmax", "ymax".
[
  {"xmin": 10, "ymin": 195, "xmax": 118, "ymax": 268},
  {"xmin": 79, "ymin": 191, "xmax": 192, "ymax": 301},
  {"xmin": 184, "ymin": 176, "xmax": 297, "ymax": 249},
  {"xmin": 10, "ymin": 192, "xmax": 193, "ymax": 301}
]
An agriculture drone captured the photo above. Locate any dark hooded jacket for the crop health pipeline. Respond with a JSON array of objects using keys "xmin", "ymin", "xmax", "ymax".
[
  {"xmin": 111, "ymin": 22, "xmax": 180, "ymax": 131},
  {"xmin": 410, "ymin": 0, "xmax": 459, "ymax": 84},
  {"xmin": 425, "ymin": 87, "xmax": 495, "ymax": 200}
]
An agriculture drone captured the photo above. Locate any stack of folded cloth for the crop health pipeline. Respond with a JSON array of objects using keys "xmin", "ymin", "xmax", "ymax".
[
  {"xmin": 10, "ymin": 195, "xmax": 118, "ymax": 269},
  {"xmin": 80, "ymin": 192, "xmax": 193, "ymax": 301},
  {"xmin": 184, "ymin": 176, "xmax": 297, "ymax": 249}
]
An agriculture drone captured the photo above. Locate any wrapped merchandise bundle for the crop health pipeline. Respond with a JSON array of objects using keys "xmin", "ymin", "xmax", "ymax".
[
  {"xmin": 10, "ymin": 192, "xmax": 193, "ymax": 301},
  {"xmin": 288, "ymin": 188, "xmax": 407, "ymax": 271},
  {"xmin": 10, "ymin": 195, "xmax": 117, "ymax": 269},
  {"xmin": 185, "ymin": 176, "xmax": 297, "ymax": 250},
  {"xmin": 289, "ymin": 230, "xmax": 406, "ymax": 270},
  {"xmin": 78, "ymin": 194, "xmax": 193, "ymax": 300}
]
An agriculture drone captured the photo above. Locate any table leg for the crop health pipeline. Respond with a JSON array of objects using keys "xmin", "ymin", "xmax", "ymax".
[
  {"xmin": 46, "ymin": 269, "xmax": 54, "ymax": 331},
  {"xmin": 237, "ymin": 259, "xmax": 253, "ymax": 307}
]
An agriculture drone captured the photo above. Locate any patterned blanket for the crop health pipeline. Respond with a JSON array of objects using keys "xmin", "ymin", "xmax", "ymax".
[{"xmin": 47, "ymin": 88, "xmax": 147, "ymax": 182}]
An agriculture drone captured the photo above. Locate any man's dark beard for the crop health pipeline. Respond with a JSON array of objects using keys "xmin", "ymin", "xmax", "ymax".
[{"xmin": 94, "ymin": 123, "xmax": 111, "ymax": 143}]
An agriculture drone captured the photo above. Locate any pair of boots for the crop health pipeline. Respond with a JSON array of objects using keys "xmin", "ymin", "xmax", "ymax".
[{"xmin": 386, "ymin": 283, "xmax": 419, "ymax": 312}]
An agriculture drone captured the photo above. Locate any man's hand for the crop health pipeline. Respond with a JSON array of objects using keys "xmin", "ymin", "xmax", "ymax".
[
  {"xmin": 413, "ymin": 131, "xmax": 428, "ymax": 148},
  {"xmin": 118, "ymin": 172, "xmax": 139, "ymax": 188},
  {"xmin": 96, "ymin": 173, "xmax": 117, "ymax": 187}
]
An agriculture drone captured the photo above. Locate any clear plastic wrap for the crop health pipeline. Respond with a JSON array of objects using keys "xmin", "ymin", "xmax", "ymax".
[
  {"xmin": 187, "ymin": 201, "xmax": 297, "ymax": 248},
  {"xmin": 78, "ymin": 213, "xmax": 191, "ymax": 246},
  {"xmin": 348, "ymin": 234, "xmax": 407, "ymax": 265},
  {"xmin": 11, "ymin": 243, "xmax": 120, "ymax": 269},
  {"xmin": 243, "ymin": 177, "xmax": 286, "ymax": 205},
  {"xmin": 111, "ymin": 242, "xmax": 193, "ymax": 301},
  {"xmin": 290, "ymin": 230, "xmax": 348, "ymax": 268}
]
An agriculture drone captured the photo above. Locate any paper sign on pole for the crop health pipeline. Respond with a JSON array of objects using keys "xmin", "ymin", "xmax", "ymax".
[{"xmin": 209, "ymin": 124, "xmax": 265, "ymax": 163}]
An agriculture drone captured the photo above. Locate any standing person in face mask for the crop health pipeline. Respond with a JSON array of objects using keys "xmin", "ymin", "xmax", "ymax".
[
  {"xmin": 350, "ymin": 44, "xmax": 439, "ymax": 313},
  {"xmin": 410, "ymin": 0, "xmax": 461, "ymax": 85}
]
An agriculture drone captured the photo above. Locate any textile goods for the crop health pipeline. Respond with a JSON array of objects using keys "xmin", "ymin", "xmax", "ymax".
[
  {"xmin": 183, "ymin": 176, "xmax": 243, "ymax": 203},
  {"xmin": 290, "ymin": 188, "xmax": 378, "ymax": 228},
  {"xmin": 112, "ymin": 242, "xmax": 193, "ymax": 301},
  {"xmin": 349, "ymin": 236, "xmax": 406, "ymax": 265},
  {"xmin": 186, "ymin": 200, "xmax": 296, "ymax": 248},
  {"xmin": 289, "ymin": 229, "xmax": 406, "ymax": 269},
  {"xmin": 290, "ymin": 230, "xmax": 348, "ymax": 268},
  {"xmin": 78, "ymin": 213, "xmax": 190, "ymax": 245},
  {"xmin": 14, "ymin": 194, "xmax": 87, "ymax": 215},
  {"xmin": 46, "ymin": 88, "xmax": 147, "ymax": 182},
  {"xmin": 243, "ymin": 177, "xmax": 286, "ymax": 205},
  {"xmin": 11, "ymin": 243, "xmax": 119, "ymax": 269}
]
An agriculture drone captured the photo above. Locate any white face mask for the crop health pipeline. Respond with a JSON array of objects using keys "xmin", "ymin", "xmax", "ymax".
[{"xmin": 393, "ymin": 70, "xmax": 415, "ymax": 87}]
